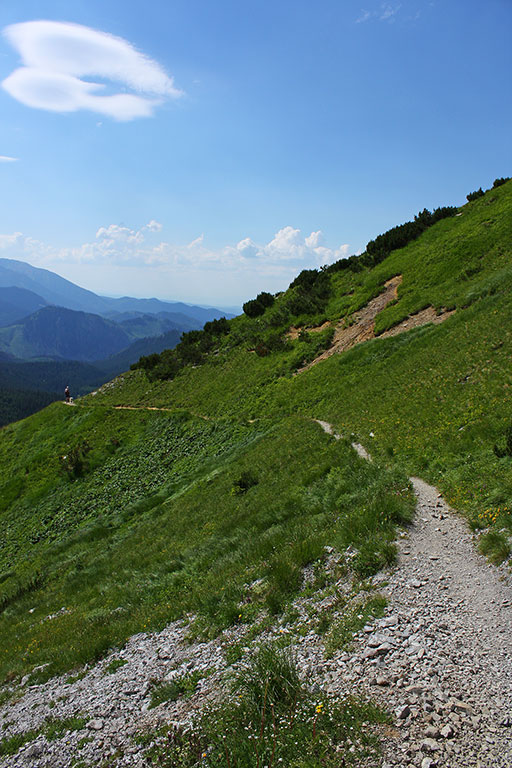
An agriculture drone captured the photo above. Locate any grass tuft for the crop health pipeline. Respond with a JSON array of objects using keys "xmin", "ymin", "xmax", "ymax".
[
  {"xmin": 478, "ymin": 531, "xmax": 511, "ymax": 565},
  {"xmin": 141, "ymin": 643, "xmax": 388, "ymax": 766}
]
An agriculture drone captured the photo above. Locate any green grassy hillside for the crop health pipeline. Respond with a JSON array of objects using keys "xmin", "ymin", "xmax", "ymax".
[
  {"xmin": 93, "ymin": 180, "xmax": 512, "ymax": 533},
  {"xmin": 1, "ymin": 178, "xmax": 511, "ymax": 695},
  {"xmin": 0, "ymin": 408, "xmax": 412, "ymax": 683}
]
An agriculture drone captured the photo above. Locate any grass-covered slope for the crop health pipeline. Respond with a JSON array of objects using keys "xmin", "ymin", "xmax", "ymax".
[
  {"xmin": 0, "ymin": 408, "xmax": 412, "ymax": 682},
  {"xmin": 1, "ymin": 178, "xmax": 511, "ymax": 688},
  {"xmin": 94, "ymin": 180, "xmax": 512, "ymax": 532}
]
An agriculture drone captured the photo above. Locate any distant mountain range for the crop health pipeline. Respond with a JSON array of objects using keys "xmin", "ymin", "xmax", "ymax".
[
  {"xmin": 0, "ymin": 259, "xmax": 233, "ymax": 324},
  {"xmin": 0, "ymin": 258, "xmax": 235, "ymax": 424},
  {"xmin": 0, "ymin": 306, "xmax": 134, "ymax": 362},
  {"xmin": 92, "ymin": 329, "xmax": 183, "ymax": 379}
]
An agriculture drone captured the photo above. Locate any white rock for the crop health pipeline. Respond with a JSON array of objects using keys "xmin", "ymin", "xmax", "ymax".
[{"xmin": 87, "ymin": 719, "xmax": 104, "ymax": 730}]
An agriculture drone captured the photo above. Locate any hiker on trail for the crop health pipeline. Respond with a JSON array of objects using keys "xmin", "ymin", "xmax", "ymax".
[{"xmin": 64, "ymin": 385, "xmax": 71, "ymax": 403}]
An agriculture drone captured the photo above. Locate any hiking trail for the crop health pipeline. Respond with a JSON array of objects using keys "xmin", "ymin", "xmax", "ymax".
[{"xmin": 316, "ymin": 419, "xmax": 512, "ymax": 767}]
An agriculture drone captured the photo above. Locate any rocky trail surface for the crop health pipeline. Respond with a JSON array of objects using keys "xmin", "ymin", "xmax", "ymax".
[
  {"xmin": 351, "ymin": 475, "xmax": 512, "ymax": 767},
  {"xmin": 317, "ymin": 421, "xmax": 512, "ymax": 767},
  {"xmin": 1, "ymin": 427, "xmax": 511, "ymax": 767}
]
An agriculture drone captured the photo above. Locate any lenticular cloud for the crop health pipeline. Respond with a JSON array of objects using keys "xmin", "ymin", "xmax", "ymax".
[{"xmin": 2, "ymin": 20, "xmax": 182, "ymax": 120}]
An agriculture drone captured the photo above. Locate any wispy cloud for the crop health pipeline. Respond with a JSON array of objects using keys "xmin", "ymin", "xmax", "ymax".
[
  {"xmin": 355, "ymin": 10, "xmax": 371, "ymax": 24},
  {"xmin": 355, "ymin": 3, "xmax": 402, "ymax": 23},
  {"xmin": 2, "ymin": 20, "xmax": 182, "ymax": 120},
  {"xmin": 0, "ymin": 155, "xmax": 18, "ymax": 162},
  {"xmin": 380, "ymin": 3, "xmax": 401, "ymax": 21}
]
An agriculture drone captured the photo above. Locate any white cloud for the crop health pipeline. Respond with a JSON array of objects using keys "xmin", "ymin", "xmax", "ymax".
[
  {"xmin": 305, "ymin": 230, "xmax": 324, "ymax": 248},
  {"xmin": 0, "ymin": 155, "xmax": 18, "ymax": 162},
  {"xmin": 187, "ymin": 235, "xmax": 204, "ymax": 249},
  {"xmin": 145, "ymin": 219, "xmax": 163, "ymax": 233},
  {"xmin": 95, "ymin": 223, "xmax": 145, "ymax": 245},
  {"xmin": 2, "ymin": 20, "xmax": 182, "ymax": 120},
  {"xmin": 227, "ymin": 226, "xmax": 349, "ymax": 268},
  {"xmin": 0, "ymin": 223, "xmax": 351, "ymax": 300},
  {"xmin": 235, "ymin": 237, "xmax": 259, "ymax": 259},
  {"xmin": 0, "ymin": 232, "xmax": 23, "ymax": 247},
  {"xmin": 380, "ymin": 3, "xmax": 401, "ymax": 21}
]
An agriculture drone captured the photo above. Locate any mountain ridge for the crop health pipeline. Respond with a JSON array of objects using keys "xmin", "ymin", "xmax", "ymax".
[
  {"xmin": 0, "ymin": 305, "xmax": 132, "ymax": 362},
  {"xmin": 0, "ymin": 286, "xmax": 49, "ymax": 327},
  {"xmin": 0, "ymin": 257, "xmax": 234, "ymax": 322},
  {"xmin": 0, "ymin": 260, "xmax": 233, "ymax": 423}
]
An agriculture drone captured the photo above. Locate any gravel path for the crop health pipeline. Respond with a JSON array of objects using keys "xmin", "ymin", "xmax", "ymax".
[
  {"xmin": 316, "ymin": 421, "xmax": 512, "ymax": 767},
  {"xmin": 352, "ymin": 475, "xmax": 512, "ymax": 767}
]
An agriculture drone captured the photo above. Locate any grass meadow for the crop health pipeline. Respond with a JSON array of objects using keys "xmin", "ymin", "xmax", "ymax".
[
  {"xmin": 0, "ymin": 413, "xmax": 413, "ymax": 683},
  {"xmin": 87, "ymin": 184, "xmax": 512, "ymax": 553}
]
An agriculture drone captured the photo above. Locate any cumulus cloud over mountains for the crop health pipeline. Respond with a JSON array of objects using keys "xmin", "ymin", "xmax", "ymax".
[
  {"xmin": 2, "ymin": 21, "xmax": 182, "ymax": 120},
  {"xmin": 0, "ymin": 222, "xmax": 349, "ymax": 272}
]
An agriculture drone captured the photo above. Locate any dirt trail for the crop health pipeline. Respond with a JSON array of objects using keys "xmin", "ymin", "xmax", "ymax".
[
  {"xmin": 112, "ymin": 405, "xmax": 175, "ymax": 412},
  {"xmin": 317, "ymin": 420, "xmax": 512, "ymax": 767},
  {"xmin": 63, "ymin": 402, "xmax": 211, "ymax": 419}
]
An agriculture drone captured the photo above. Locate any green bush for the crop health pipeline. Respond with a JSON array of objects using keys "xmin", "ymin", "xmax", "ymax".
[
  {"xmin": 58, "ymin": 440, "xmax": 91, "ymax": 480},
  {"xmin": 231, "ymin": 470, "xmax": 259, "ymax": 495},
  {"xmin": 203, "ymin": 317, "xmax": 230, "ymax": 336},
  {"xmin": 467, "ymin": 187, "xmax": 485, "ymax": 202},
  {"xmin": 257, "ymin": 291, "xmax": 275, "ymax": 309},
  {"xmin": 243, "ymin": 292, "xmax": 274, "ymax": 318}
]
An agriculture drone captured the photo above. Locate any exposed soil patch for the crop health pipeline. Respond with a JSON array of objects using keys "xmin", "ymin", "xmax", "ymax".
[
  {"xmin": 296, "ymin": 276, "xmax": 455, "ymax": 374},
  {"xmin": 297, "ymin": 275, "xmax": 402, "ymax": 373},
  {"xmin": 287, "ymin": 320, "xmax": 332, "ymax": 341},
  {"xmin": 379, "ymin": 306, "xmax": 456, "ymax": 340}
]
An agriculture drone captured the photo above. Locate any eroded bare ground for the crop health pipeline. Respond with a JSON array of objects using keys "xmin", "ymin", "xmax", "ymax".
[
  {"xmin": 296, "ymin": 276, "xmax": 455, "ymax": 374},
  {"xmin": 287, "ymin": 320, "xmax": 332, "ymax": 341},
  {"xmin": 379, "ymin": 306, "xmax": 456, "ymax": 341}
]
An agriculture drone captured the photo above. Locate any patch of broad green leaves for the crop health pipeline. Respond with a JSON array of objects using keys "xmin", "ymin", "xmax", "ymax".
[{"xmin": 0, "ymin": 416, "xmax": 413, "ymax": 684}]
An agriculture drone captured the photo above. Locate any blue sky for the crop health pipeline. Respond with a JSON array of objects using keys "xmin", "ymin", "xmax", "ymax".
[{"xmin": 0, "ymin": 0, "xmax": 510, "ymax": 308}]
